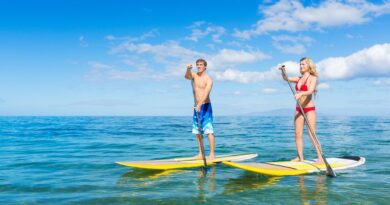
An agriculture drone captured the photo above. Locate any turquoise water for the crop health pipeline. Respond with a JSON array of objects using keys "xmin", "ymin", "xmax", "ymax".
[{"xmin": 1, "ymin": 116, "xmax": 389, "ymax": 204}]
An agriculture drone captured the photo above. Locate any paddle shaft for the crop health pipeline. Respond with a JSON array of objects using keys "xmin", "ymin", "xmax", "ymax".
[
  {"xmin": 281, "ymin": 67, "xmax": 336, "ymax": 177},
  {"xmin": 190, "ymin": 72, "xmax": 208, "ymax": 169}
]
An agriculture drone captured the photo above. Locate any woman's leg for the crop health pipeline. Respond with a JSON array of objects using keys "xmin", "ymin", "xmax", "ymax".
[
  {"xmin": 293, "ymin": 112, "xmax": 305, "ymax": 161},
  {"xmin": 305, "ymin": 111, "xmax": 324, "ymax": 164}
]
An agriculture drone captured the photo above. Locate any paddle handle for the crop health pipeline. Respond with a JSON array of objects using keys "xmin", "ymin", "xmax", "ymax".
[{"xmin": 281, "ymin": 66, "xmax": 336, "ymax": 177}]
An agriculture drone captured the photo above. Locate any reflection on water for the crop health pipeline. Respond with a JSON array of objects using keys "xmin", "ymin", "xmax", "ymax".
[
  {"xmin": 120, "ymin": 169, "xmax": 184, "ymax": 180},
  {"xmin": 117, "ymin": 168, "xmax": 187, "ymax": 188},
  {"xmin": 196, "ymin": 166, "xmax": 216, "ymax": 203},
  {"xmin": 223, "ymin": 172, "xmax": 281, "ymax": 195},
  {"xmin": 117, "ymin": 165, "xmax": 330, "ymax": 205},
  {"xmin": 298, "ymin": 175, "xmax": 328, "ymax": 205}
]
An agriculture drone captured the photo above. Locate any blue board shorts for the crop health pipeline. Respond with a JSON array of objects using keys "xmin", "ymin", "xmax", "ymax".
[{"xmin": 192, "ymin": 103, "xmax": 214, "ymax": 134}]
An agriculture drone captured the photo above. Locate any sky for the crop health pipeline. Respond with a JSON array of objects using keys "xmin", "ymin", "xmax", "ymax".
[{"xmin": 1, "ymin": 0, "xmax": 390, "ymax": 116}]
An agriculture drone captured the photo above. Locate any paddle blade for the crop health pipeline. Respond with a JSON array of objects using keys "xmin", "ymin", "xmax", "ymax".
[
  {"xmin": 324, "ymin": 158, "xmax": 337, "ymax": 177},
  {"xmin": 326, "ymin": 166, "xmax": 337, "ymax": 177}
]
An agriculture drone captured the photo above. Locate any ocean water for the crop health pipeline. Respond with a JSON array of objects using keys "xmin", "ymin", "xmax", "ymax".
[{"xmin": 0, "ymin": 116, "xmax": 389, "ymax": 204}]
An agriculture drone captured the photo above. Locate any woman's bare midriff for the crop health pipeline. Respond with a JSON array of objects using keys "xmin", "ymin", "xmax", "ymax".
[{"xmin": 297, "ymin": 93, "xmax": 314, "ymax": 108}]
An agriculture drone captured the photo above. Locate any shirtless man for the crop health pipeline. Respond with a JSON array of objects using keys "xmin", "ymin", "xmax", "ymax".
[{"xmin": 185, "ymin": 59, "xmax": 215, "ymax": 160}]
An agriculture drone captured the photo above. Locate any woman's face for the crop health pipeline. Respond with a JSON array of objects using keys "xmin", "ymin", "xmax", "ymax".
[{"xmin": 300, "ymin": 60, "xmax": 309, "ymax": 73}]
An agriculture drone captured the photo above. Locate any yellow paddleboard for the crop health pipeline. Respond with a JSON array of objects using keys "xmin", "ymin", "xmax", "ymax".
[
  {"xmin": 116, "ymin": 153, "xmax": 257, "ymax": 170},
  {"xmin": 223, "ymin": 156, "xmax": 365, "ymax": 176}
]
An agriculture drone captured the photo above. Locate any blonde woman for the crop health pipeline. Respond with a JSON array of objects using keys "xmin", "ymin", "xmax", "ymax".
[{"xmin": 279, "ymin": 57, "xmax": 324, "ymax": 164}]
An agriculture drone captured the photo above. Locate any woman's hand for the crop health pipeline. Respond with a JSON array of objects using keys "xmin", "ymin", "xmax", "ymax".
[
  {"xmin": 279, "ymin": 64, "xmax": 288, "ymax": 81},
  {"xmin": 294, "ymin": 92, "xmax": 303, "ymax": 100}
]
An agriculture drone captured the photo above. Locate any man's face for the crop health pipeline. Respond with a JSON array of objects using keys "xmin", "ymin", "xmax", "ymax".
[{"xmin": 196, "ymin": 62, "xmax": 206, "ymax": 72}]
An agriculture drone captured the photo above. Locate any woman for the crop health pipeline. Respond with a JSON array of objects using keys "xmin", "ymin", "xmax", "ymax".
[{"xmin": 279, "ymin": 57, "xmax": 324, "ymax": 164}]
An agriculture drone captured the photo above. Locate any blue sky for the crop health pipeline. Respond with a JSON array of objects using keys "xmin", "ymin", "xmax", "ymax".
[{"xmin": 1, "ymin": 0, "xmax": 390, "ymax": 116}]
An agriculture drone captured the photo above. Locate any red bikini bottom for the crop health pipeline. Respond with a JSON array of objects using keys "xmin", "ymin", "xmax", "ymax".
[{"xmin": 296, "ymin": 106, "xmax": 315, "ymax": 114}]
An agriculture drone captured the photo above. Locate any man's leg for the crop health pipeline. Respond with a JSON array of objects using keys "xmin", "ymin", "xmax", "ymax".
[
  {"xmin": 207, "ymin": 133, "xmax": 215, "ymax": 160},
  {"xmin": 193, "ymin": 134, "xmax": 204, "ymax": 159}
]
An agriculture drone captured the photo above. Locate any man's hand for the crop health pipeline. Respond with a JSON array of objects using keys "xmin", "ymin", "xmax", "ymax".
[
  {"xmin": 186, "ymin": 64, "xmax": 193, "ymax": 70},
  {"xmin": 195, "ymin": 103, "xmax": 201, "ymax": 112}
]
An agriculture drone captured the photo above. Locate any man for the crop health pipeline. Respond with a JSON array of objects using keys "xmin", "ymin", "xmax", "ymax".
[{"xmin": 185, "ymin": 58, "xmax": 215, "ymax": 160}]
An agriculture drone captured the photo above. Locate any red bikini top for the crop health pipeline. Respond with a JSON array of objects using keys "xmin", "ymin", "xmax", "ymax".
[{"xmin": 295, "ymin": 76, "xmax": 309, "ymax": 91}]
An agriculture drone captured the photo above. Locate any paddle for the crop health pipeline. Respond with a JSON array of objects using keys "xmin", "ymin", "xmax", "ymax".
[
  {"xmin": 189, "ymin": 71, "xmax": 208, "ymax": 170},
  {"xmin": 280, "ymin": 66, "xmax": 336, "ymax": 177}
]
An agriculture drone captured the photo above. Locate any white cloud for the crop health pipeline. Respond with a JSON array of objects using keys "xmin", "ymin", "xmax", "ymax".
[
  {"xmin": 317, "ymin": 83, "xmax": 330, "ymax": 89},
  {"xmin": 112, "ymin": 41, "xmax": 204, "ymax": 60},
  {"xmin": 86, "ymin": 61, "xmax": 152, "ymax": 81},
  {"xmin": 226, "ymin": 41, "xmax": 244, "ymax": 47},
  {"xmin": 295, "ymin": 1, "xmax": 367, "ymax": 27},
  {"xmin": 262, "ymin": 0, "xmax": 274, "ymax": 4},
  {"xmin": 214, "ymin": 68, "xmax": 279, "ymax": 83},
  {"xmin": 279, "ymin": 61, "xmax": 301, "ymax": 76},
  {"xmin": 318, "ymin": 43, "xmax": 390, "ymax": 80},
  {"xmin": 212, "ymin": 60, "xmax": 299, "ymax": 83},
  {"xmin": 79, "ymin": 36, "xmax": 88, "ymax": 47},
  {"xmin": 186, "ymin": 22, "xmax": 226, "ymax": 43},
  {"xmin": 361, "ymin": 0, "xmax": 390, "ymax": 16},
  {"xmin": 93, "ymin": 40, "xmax": 390, "ymax": 83},
  {"xmin": 67, "ymin": 99, "xmax": 134, "ymax": 107},
  {"xmin": 213, "ymin": 43, "xmax": 387, "ymax": 83},
  {"xmin": 67, "ymin": 60, "xmax": 79, "ymax": 65},
  {"xmin": 171, "ymin": 84, "xmax": 182, "ymax": 89},
  {"xmin": 346, "ymin": 33, "xmax": 363, "ymax": 39},
  {"xmin": 105, "ymin": 41, "xmax": 387, "ymax": 83},
  {"xmin": 105, "ymin": 35, "xmax": 116, "ymax": 41},
  {"xmin": 110, "ymin": 41, "xmax": 207, "ymax": 78},
  {"xmin": 373, "ymin": 79, "xmax": 390, "ymax": 86},
  {"xmin": 210, "ymin": 49, "xmax": 270, "ymax": 67},
  {"xmin": 346, "ymin": 34, "xmax": 354, "ymax": 39},
  {"xmin": 272, "ymin": 35, "xmax": 314, "ymax": 55},
  {"xmin": 272, "ymin": 35, "xmax": 314, "ymax": 43},
  {"xmin": 274, "ymin": 43, "xmax": 307, "ymax": 55},
  {"xmin": 262, "ymin": 88, "xmax": 278, "ymax": 93},
  {"xmin": 109, "ymin": 40, "xmax": 271, "ymax": 80},
  {"xmin": 88, "ymin": 61, "xmax": 112, "ymax": 69},
  {"xmin": 213, "ymin": 43, "xmax": 390, "ymax": 83},
  {"xmin": 106, "ymin": 69, "xmax": 149, "ymax": 80},
  {"xmin": 105, "ymin": 29, "xmax": 159, "ymax": 42},
  {"xmin": 268, "ymin": 43, "xmax": 390, "ymax": 82},
  {"xmin": 154, "ymin": 89, "xmax": 168, "ymax": 94},
  {"xmin": 234, "ymin": 0, "xmax": 390, "ymax": 39},
  {"xmin": 86, "ymin": 69, "xmax": 147, "ymax": 81}
]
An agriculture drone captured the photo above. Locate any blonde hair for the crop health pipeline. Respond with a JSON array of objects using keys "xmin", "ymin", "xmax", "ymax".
[
  {"xmin": 300, "ymin": 57, "xmax": 318, "ymax": 97},
  {"xmin": 300, "ymin": 57, "xmax": 318, "ymax": 76}
]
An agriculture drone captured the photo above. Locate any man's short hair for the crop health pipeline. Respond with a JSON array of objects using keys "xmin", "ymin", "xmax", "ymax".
[{"xmin": 196, "ymin": 58, "xmax": 207, "ymax": 66}]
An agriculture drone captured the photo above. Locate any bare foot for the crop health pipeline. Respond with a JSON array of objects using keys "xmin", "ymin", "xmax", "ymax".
[
  {"xmin": 207, "ymin": 155, "xmax": 215, "ymax": 161},
  {"xmin": 291, "ymin": 156, "xmax": 304, "ymax": 162},
  {"xmin": 192, "ymin": 154, "xmax": 203, "ymax": 160},
  {"xmin": 313, "ymin": 159, "xmax": 324, "ymax": 165}
]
